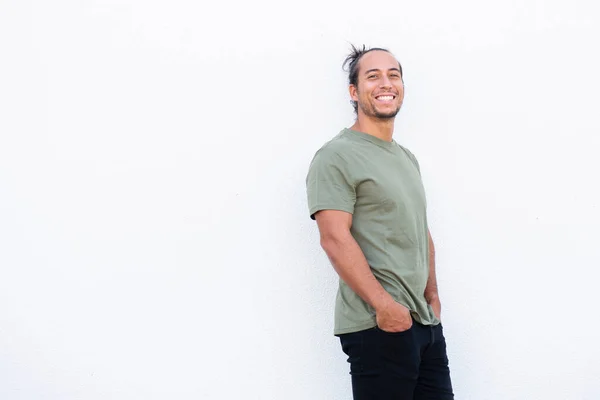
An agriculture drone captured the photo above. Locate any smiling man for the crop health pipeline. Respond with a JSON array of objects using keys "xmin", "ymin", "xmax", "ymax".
[{"xmin": 306, "ymin": 46, "xmax": 454, "ymax": 399}]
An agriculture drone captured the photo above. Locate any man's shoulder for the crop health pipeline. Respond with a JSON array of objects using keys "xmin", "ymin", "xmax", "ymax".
[
  {"xmin": 313, "ymin": 130, "xmax": 360, "ymax": 161},
  {"xmin": 395, "ymin": 143, "xmax": 421, "ymax": 172},
  {"xmin": 395, "ymin": 142, "xmax": 414, "ymax": 157}
]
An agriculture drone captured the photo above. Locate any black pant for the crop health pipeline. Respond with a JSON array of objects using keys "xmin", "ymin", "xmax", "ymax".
[{"xmin": 339, "ymin": 321, "xmax": 454, "ymax": 400}]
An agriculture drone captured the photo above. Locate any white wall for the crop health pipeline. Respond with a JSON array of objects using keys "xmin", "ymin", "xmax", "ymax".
[{"xmin": 1, "ymin": 1, "xmax": 599, "ymax": 399}]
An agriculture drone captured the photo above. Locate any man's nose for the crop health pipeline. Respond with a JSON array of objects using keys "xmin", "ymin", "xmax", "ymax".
[{"xmin": 380, "ymin": 76, "xmax": 392, "ymax": 89}]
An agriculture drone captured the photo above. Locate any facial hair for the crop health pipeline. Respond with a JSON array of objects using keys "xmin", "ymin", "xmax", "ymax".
[{"xmin": 358, "ymin": 96, "xmax": 402, "ymax": 120}]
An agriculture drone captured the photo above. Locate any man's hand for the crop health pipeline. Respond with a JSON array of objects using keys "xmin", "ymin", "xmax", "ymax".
[{"xmin": 375, "ymin": 299, "xmax": 413, "ymax": 333}]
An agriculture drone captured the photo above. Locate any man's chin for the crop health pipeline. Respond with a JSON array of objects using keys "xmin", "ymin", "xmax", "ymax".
[
  {"xmin": 372, "ymin": 104, "xmax": 401, "ymax": 119},
  {"xmin": 374, "ymin": 110, "xmax": 400, "ymax": 119}
]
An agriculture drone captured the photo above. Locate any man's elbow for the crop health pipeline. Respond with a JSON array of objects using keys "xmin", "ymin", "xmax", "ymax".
[
  {"xmin": 319, "ymin": 232, "xmax": 351, "ymax": 255},
  {"xmin": 320, "ymin": 236, "xmax": 336, "ymax": 254}
]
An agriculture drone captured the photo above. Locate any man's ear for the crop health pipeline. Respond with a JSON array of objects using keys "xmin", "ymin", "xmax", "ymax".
[{"xmin": 349, "ymin": 85, "xmax": 358, "ymax": 102}]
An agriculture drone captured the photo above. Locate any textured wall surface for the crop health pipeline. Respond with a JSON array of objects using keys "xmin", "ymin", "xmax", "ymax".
[{"xmin": 1, "ymin": 1, "xmax": 600, "ymax": 399}]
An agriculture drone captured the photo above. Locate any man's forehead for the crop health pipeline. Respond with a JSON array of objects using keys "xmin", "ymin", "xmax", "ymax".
[{"xmin": 359, "ymin": 51, "xmax": 400, "ymax": 72}]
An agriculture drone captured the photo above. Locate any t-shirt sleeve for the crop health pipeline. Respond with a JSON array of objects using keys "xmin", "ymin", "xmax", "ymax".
[{"xmin": 306, "ymin": 149, "xmax": 356, "ymax": 220}]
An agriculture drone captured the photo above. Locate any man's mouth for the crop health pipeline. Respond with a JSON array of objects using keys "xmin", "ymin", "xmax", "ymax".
[{"xmin": 375, "ymin": 94, "xmax": 396, "ymax": 101}]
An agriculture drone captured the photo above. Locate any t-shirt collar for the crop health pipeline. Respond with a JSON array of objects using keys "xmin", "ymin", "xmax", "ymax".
[{"xmin": 343, "ymin": 128, "xmax": 397, "ymax": 150}]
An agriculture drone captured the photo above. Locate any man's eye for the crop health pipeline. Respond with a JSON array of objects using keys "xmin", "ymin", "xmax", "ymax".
[
  {"xmin": 367, "ymin": 75, "xmax": 377, "ymax": 79},
  {"xmin": 390, "ymin": 74, "xmax": 401, "ymax": 78}
]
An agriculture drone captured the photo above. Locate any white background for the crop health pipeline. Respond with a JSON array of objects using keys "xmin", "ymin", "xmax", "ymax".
[{"xmin": 1, "ymin": 1, "xmax": 599, "ymax": 399}]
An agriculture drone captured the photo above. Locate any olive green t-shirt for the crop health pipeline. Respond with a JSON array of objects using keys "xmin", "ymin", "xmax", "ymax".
[{"xmin": 306, "ymin": 128, "xmax": 439, "ymax": 335}]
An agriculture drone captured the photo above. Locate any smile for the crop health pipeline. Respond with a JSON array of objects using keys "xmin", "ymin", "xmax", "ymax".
[{"xmin": 375, "ymin": 95, "xmax": 396, "ymax": 101}]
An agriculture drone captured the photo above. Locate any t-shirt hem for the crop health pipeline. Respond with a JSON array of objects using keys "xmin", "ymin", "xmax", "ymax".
[
  {"xmin": 309, "ymin": 204, "xmax": 354, "ymax": 220},
  {"xmin": 333, "ymin": 311, "xmax": 440, "ymax": 336},
  {"xmin": 412, "ymin": 315, "xmax": 441, "ymax": 326},
  {"xmin": 333, "ymin": 320, "xmax": 377, "ymax": 336}
]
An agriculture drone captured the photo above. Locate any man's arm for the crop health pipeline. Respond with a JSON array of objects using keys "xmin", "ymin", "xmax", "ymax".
[
  {"xmin": 425, "ymin": 229, "xmax": 442, "ymax": 320},
  {"xmin": 315, "ymin": 209, "xmax": 412, "ymax": 332}
]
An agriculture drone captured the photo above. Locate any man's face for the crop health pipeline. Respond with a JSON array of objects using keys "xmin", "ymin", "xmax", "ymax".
[{"xmin": 350, "ymin": 51, "xmax": 404, "ymax": 120}]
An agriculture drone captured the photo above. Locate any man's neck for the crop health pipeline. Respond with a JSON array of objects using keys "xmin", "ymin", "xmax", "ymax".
[{"xmin": 350, "ymin": 116, "xmax": 395, "ymax": 142}]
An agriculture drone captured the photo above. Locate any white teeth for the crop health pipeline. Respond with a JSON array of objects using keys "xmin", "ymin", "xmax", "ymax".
[{"xmin": 377, "ymin": 96, "xmax": 394, "ymax": 101}]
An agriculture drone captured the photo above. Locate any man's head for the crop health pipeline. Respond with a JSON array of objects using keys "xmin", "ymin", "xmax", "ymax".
[{"xmin": 343, "ymin": 45, "xmax": 404, "ymax": 120}]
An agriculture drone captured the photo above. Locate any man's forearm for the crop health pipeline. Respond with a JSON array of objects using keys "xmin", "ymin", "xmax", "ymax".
[
  {"xmin": 425, "ymin": 230, "xmax": 439, "ymax": 302},
  {"xmin": 425, "ymin": 229, "xmax": 442, "ymax": 320},
  {"xmin": 321, "ymin": 233, "xmax": 394, "ymax": 311}
]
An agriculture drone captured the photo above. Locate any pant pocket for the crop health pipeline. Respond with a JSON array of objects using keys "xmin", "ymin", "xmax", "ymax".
[{"xmin": 375, "ymin": 324, "xmax": 414, "ymax": 335}]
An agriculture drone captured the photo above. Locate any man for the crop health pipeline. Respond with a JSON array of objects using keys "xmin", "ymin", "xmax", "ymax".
[{"xmin": 306, "ymin": 45, "xmax": 454, "ymax": 399}]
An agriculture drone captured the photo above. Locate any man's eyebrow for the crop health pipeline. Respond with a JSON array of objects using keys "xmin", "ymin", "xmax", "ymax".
[{"xmin": 364, "ymin": 67, "xmax": 402, "ymax": 74}]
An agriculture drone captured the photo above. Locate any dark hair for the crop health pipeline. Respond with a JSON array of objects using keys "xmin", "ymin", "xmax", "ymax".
[{"xmin": 342, "ymin": 44, "xmax": 403, "ymax": 114}]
